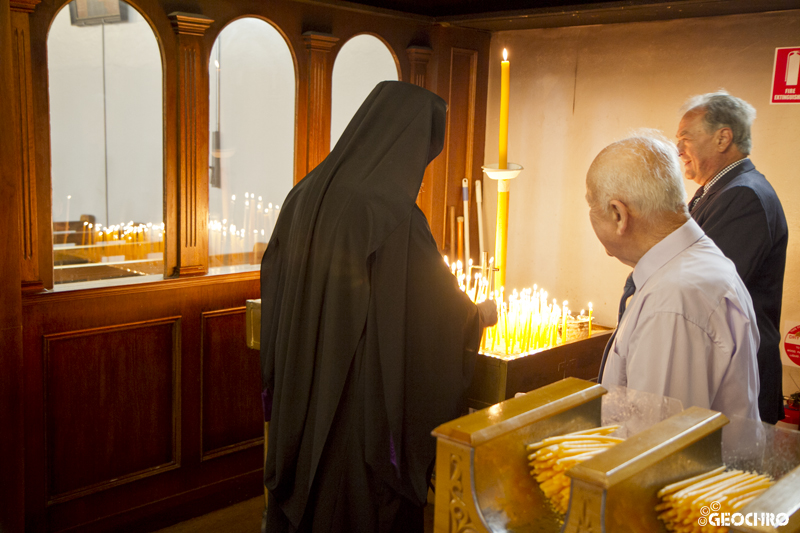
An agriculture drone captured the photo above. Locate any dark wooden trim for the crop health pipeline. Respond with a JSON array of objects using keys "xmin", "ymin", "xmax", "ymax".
[
  {"xmin": 437, "ymin": 0, "xmax": 800, "ymax": 31},
  {"xmin": 1, "ymin": 0, "xmax": 26, "ymax": 528},
  {"xmin": 22, "ymin": 270, "xmax": 259, "ymax": 306},
  {"xmin": 9, "ymin": 0, "xmax": 40, "ymax": 13}
]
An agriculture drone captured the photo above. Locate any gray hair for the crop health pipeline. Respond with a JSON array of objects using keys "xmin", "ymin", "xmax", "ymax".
[
  {"xmin": 587, "ymin": 130, "xmax": 688, "ymax": 220},
  {"xmin": 681, "ymin": 91, "xmax": 756, "ymax": 155}
]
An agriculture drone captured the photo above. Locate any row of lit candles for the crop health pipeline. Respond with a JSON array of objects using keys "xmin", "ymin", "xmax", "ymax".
[
  {"xmin": 64, "ymin": 221, "xmax": 165, "ymax": 246},
  {"xmin": 445, "ymin": 256, "xmax": 593, "ymax": 358}
]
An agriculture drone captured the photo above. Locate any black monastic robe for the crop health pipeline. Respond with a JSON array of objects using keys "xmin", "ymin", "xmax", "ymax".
[{"xmin": 260, "ymin": 81, "xmax": 482, "ymax": 532}]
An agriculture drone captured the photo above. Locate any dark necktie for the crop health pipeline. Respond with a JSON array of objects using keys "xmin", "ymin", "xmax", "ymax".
[
  {"xmin": 689, "ymin": 187, "xmax": 704, "ymax": 212},
  {"xmin": 597, "ymin": 273, "xmax": 636, "ymax": 382}
]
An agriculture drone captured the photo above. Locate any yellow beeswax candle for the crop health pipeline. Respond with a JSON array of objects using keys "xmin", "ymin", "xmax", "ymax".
[{"xmin": 499, "ymin": 49, "xmax": 509, "ymax": 170}]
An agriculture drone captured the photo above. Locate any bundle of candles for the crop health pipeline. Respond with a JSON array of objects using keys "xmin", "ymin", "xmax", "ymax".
[{"xmin": 445, "ymin": 256, "xmax": 594, "ymax": 359}]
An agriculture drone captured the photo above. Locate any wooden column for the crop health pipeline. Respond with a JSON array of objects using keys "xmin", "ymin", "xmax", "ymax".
[
  {"xmin": 168, "ymin": 12, "xmax": 213, "ymax": 277},
  {"xmin": 407, "ymin": 46, "xmax": 435, "ymax": 222},
  {"xmin": 1, "ymin": 0, "xmax": 26, "ymax": 529},
  {"xmin": 407, "ymin": 45, "xmax": 432, "ymax": 88},
  {"xmin": 10, "ymin": 0, "xmax": 41, "ymax": 292},
  {"xmin": 302, "ymin": 31, "xmax": 338, "ymax": 171}
]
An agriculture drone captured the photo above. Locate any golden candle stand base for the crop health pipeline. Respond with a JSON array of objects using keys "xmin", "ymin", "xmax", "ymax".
[{"xmin": 432, "ymin": 377, "xmax": 800, "ymax": 533}]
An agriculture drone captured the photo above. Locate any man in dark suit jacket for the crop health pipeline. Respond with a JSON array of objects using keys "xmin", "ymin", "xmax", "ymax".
[{"xmin": 677, "ymin": 91, "xmax": 788, "ymax": 424}]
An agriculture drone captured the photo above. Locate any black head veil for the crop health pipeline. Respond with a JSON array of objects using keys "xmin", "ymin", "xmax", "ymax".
[{"xmin": 260, "ymin": 81, "xmax": 452, "ymax": 523}]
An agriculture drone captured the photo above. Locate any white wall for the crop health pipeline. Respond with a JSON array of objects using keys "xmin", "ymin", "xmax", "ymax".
[
  {"xmin": 330, "ymin": 34, "xmax": 399, "ymax": 149},
  {"xmin": 483, "ymin": 10, "xmax": 800, "ymax": 329},
  {"xmin": 48, "ymin": 2, "xmax": 162, "ymax": 228}
]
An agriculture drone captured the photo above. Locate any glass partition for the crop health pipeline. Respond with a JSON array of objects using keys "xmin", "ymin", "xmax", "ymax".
[
  {"xmin": 331, "ymin": 34, "xmax": 399, "ymax": 148},
  {"xmin": 48, "ymin": 0, "xmax": 163, "ymax": 288},
  {"xmin": 208, "ymin": 17, "xmax": 295, "ymax": 274}
]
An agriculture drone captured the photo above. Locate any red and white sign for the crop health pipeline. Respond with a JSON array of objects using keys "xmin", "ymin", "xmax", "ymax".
[
  {"xmin": 785, "ymin": 325, "xmax": 800, "ymax": 366},
  {"xmin": 771, "ymin": 46, "xmax": 800, "ymax": 104}
]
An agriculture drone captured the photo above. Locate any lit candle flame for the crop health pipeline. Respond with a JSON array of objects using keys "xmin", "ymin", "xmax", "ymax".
[{"xmin": 503, "ymin": 48, "xmax": 508, "ymax": 61}]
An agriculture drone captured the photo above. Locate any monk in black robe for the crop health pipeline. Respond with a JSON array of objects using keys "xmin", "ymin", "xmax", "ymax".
[{"xmin": 260, "ymin": 81, "xmax": 497, "ymax": 532}]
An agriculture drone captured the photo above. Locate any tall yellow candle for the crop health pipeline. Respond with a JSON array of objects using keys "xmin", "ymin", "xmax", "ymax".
[
  {"xmin": 499, "ymin": 48, "xmax": 510, "ymax": 170},
  {"xmin": 494, "ymin": 48, "xmax": 511, "ymax": 290}
]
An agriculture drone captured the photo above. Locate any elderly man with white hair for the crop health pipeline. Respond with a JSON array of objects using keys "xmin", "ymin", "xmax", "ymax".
[
  {"xmin": 677, "ymin": 91, "xmax": 788, "ymax": 424},
  {"xmin": 588, "ymin": 132, "xmax": 761, "ymax": 422}
]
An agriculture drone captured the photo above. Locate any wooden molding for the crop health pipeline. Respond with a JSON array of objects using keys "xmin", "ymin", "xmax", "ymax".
[
  {"xmin": 168, "ymin": 12, "xmax": 213, "ymax": 36},
  {"xmin": 9, "ymin": 0, "xmax": 40, "ymax": 13},
  {"xmin": 10, "ymin": 12, "xmax": 40, "ymax": 289},
  {"xmin": 303, "ymin": 32, "xmax": 338, "ymax": 171}
]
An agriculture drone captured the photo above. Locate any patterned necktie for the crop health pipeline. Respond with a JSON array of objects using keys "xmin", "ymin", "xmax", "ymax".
[{"xmin": 597, "ymin": 273, "xmax": 636, "ymax": 382}]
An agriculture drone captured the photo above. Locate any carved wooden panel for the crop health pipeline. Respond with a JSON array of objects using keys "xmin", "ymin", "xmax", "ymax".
[
  {"xmin": 10, "ymin": 4, "xmax": 40, "ymax": 290},
  {"xmin": 303, "ymin": 32, "xmax": 338, "ymax": 171},
  {"xmin": 43, "ymin": 317, "xmax": 181, "ymax": 503},
  {"xmin": 443, "ymin": 48, "xmax": 478, "ymax": 261},
  {"xmin": 200, "ymin": 307, "xmax": 263, "ymax": 459}
]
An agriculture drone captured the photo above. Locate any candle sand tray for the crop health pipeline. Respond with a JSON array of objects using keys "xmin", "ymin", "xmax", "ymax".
[
  {"xmin": 432, "ymin": 377, "xmax": 800, "ymax": 533},
  {"xmin": 467, "ymin": 328, "xmax": 612, "ymax": 411}
]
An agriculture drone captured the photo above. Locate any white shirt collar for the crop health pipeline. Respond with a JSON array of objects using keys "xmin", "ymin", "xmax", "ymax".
[{"xmin": 632, "ymin": 219, "xmax": 705, "ymax": 291}]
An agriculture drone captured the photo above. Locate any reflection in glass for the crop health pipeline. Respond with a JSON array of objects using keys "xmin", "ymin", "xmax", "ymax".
[
  {"xmin": 331, "ymin": 34, "xmax": 399, "ymax": 148},
  {"xmin": 208, "ymin": 18, "xmax": 295, "ymax": 273},
  {"xmin": 48, "ymin": 0, "xmax": 163, "ymax": 287}
]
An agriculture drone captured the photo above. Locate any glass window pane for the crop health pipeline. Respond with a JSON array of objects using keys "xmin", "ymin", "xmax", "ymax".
[
  {"xmin": 48, "ymin": 0, "xmax": 163, "ymax": 289},
  {"xmin": 208, "ymin": 18, "xmax": 295, "ymax": 274},
  {"xmin": 331, "ymin": 34, "xmax": 399, "ymax": 148}
]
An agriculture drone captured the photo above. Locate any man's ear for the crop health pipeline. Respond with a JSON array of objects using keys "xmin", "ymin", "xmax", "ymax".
[
  {"xmin": 609, "ymin": 199, "xmax": 629, "ymax": 236},
  {"xmin": 715, "ymin": 127, "xmax": 734, "ymax": 152}
]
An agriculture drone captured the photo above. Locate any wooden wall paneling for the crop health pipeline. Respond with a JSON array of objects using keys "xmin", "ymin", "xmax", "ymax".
[
  {"xmin": 200, "ymin": 307, "xmax": 263, "ymax": 460},
  {"xmin": 303, "ymin": 31, "xmax": 338, "ymax": 172},
  {"xmin": 444, "ymin": 47, "xmax": 478, "ymax": 262},
  {"xmin": 168, "ymin": 12, "xmax": 213, "ymax": 278},
  {"xmin": 408, "ymin": 45, "xmax": 435, "ymax": 221},
  {"xmin": 22, "ymin": 275, "xmax": 261, "ymax": 532},
  {"xmin": 43, "ymin": 317, "xmax": 181, "ymax": 503},
  {"xmin": 10, "ymin": 0, "xmax": 41, "ymax": 292},
  {"xmin": 426, "ymin": 25, "xmax": 490, "ymax": 252},
  {"xmin": 1, "ymin": 0, "xmax": 26, "ymax": 529}
]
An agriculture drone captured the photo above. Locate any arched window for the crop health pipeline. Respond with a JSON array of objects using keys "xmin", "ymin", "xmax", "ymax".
[
  {"xmin": 208, "ymin": 17, "xmax": 295, "ymax": 274},
  {"xmin": 48, "ymin": 0, "xmax": 163, "ymax": 288},
  {"xmin": 330, "ymin": 34, "xmax": 399, "ymax": 149}
]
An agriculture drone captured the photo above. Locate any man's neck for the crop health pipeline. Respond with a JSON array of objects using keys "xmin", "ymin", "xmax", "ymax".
[
  {"xmin": 626, "ymin": 213, "xmax": 690, "ymax": 267},
  {"xmin": 697, "ymin": 150, "xmax": 746, "ymax": 187}
]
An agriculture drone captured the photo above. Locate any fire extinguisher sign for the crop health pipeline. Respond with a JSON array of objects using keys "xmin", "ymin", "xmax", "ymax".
[
  {"xmin": 785, "ymin": 325, "xmax": 800, "ymax": 366},
  {"xmin": 771, "ymin": 46, "xmax": 800, "ymax": 104}
]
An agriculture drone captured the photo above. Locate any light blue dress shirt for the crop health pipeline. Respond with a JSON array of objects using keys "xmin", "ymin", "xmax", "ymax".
[{"xmin": 601, "ymin": 219, "xmax": 761, "ymax": 422}]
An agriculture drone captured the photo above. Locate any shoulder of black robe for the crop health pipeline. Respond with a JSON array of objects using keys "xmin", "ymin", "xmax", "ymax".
[{"xmin": 260, "ymin": 81, "xmax": 461, "ymax": 526}]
